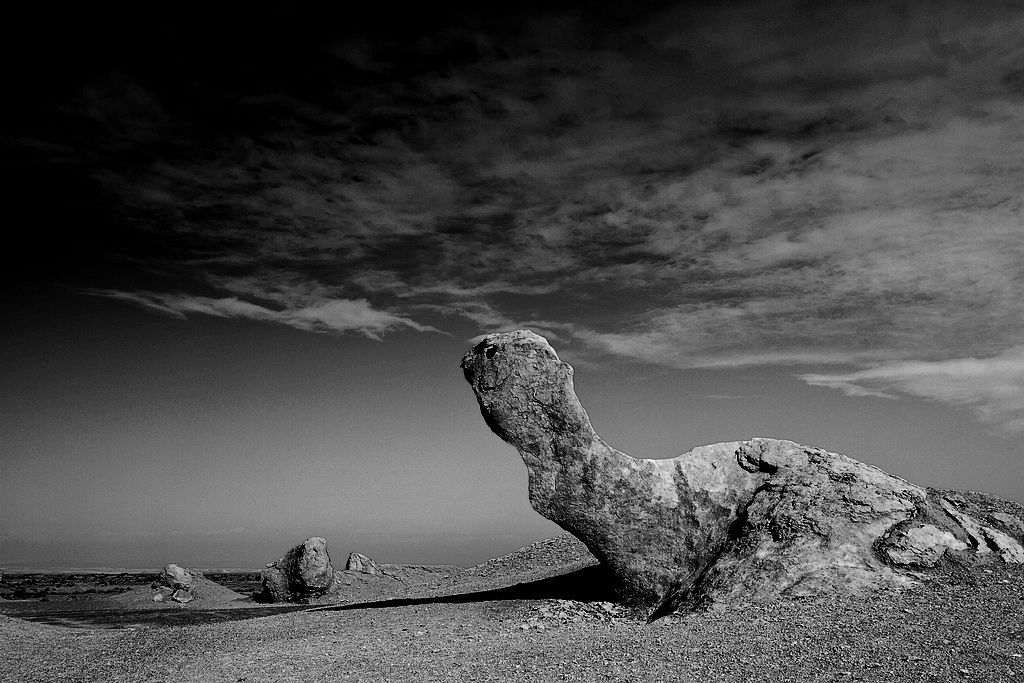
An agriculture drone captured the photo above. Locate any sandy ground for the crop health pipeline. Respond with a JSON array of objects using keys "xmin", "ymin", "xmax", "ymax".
[{"xmin": 1, "ymin": 538, "xmax": 1022, "ymax": 682}]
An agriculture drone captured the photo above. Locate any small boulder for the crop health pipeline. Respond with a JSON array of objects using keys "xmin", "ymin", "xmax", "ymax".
[
  {"xmin": 260, "ymin": 537, "xmax": 334, "ymax": 603},
  {"xmin": 345, "ymin": 552, "xmax": 379, "ymax": 575},
  {"xmin": 170, "ymin": 589, "xmax": 194, "ymax": 604}
]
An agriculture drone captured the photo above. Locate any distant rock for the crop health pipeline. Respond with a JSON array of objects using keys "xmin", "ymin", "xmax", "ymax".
[
  {"xmin": 345, "ymin": 552, "xmax": 379, "ymax": 575},
  {"xmin": 462, "ymin": 330, "xmax": 1024, "ymax": 613},
  {"xmin": 259, "ymin": 537, "xmax": 335, "ymax": 603},
  {"xmin": 160, "ymin": 564, "xmax": 194, "ymax": 590}
]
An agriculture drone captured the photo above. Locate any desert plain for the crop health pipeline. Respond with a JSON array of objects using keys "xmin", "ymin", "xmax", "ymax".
[{"xmin": 2, "ymin": 533, "xmax": 1023, "ymax": 683}]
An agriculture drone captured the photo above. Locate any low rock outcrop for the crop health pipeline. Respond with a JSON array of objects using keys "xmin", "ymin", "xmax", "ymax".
[
  {"xmin": 259, "ymin": 537, "xmax": 335, "ymax": 603},
  {"xmin": 152, "ymin": 564, "xmax": 196, "ymax": 602},
  {"xmin": 96, "ymin": 565, "xmax": 244, "ymax": 608},
  {"xmin": 461, "ymin": 330, "xmax": 1024, "ymax": 612}
]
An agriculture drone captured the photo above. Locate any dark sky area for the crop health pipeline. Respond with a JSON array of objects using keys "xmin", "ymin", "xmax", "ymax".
[{"xmin": 2, "ymin": 1, "xmax": 1022, "ymax": 570}]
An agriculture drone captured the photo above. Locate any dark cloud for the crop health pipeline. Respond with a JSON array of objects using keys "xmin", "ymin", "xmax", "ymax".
[{"xmin": 8, "ymin": 0, "xmax": 1024, "ymax": 432}]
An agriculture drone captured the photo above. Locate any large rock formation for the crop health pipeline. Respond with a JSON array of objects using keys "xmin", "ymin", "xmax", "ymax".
[
  {"xmin": 461, "ymin": 330, "xmax": 1024, "ymax": 612},
  {"xmin": 259, "ymin": 537, "xmax": 335, "ymax": 603}
]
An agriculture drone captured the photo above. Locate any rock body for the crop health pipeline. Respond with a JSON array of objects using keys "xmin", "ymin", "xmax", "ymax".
[
  {"xmin": 259, "ymin": 537, "xmax": 335, "ymax": 603},
  {"xmin": 461, "ymin": 330, "xmax": 1024, "ymax": 610}
]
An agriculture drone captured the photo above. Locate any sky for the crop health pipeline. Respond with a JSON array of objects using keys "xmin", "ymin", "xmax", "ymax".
[{"xmin": 2, "ymin": 0, "xmax": 1023, "ymax": 570}]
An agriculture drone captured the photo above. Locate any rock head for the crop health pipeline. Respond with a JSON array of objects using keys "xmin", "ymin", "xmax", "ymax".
[
  {"xmin": 259, "ymin": 537, "xmax": 335, "ymax": 603},
  {"xmin": 461, "ymin": 330, "xmax": 1024, "ymax": 612}
]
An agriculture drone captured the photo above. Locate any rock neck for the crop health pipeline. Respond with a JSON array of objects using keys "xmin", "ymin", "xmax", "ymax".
[{"xmin": 461, "ymin": 330, "xmax": 627, "ymax": 508}]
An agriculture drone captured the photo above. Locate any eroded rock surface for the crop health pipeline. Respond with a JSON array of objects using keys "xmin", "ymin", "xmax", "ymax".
[
  {"xmin": 461, "ymin": 330, "xmax": 1024, "ymax": 610},
  {"xmin": 881, "ymin": 523, "xmax": 969, "ymax": 567},
  {"xmin": 259, "ymin": 537, "xmax": 335, "ymax": 603}
]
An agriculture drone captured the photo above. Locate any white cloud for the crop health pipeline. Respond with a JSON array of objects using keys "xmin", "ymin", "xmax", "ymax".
[
  {"xmin": 798, "ymin": 346, "xmax": 1024, "ymax": 435},
  {"xmin": 284, "ymin": 299, "xmax": 442, "ymax": 338}
]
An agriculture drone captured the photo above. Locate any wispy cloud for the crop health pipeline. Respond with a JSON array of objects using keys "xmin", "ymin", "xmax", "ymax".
[
  {"xmin": 89, "ymin": 290, "xmax": 442, "ymax": 340},
  {"xmin": 171, "ymin": 526, "xmax": 249, "ymax": 536},
  {"xmin": 799, "ymin": 346, "xmax": 1024, "ymax": 435},
  {"xmin": 97, "ymin": 526, "xmax": 249, "ymax": 537}
]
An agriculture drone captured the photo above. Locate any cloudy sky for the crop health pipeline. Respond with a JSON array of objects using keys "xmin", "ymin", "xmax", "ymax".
[{"xmin": 3, "ymin": 1, "xmax": 1023, "ymax": 570}]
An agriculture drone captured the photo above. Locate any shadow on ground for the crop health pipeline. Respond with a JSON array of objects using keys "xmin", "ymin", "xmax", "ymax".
[
  {"xmin": 311, "ymin": 564, "xmax": 617, "ymax": 613},
  {"xmin": 1, "ymin": 565, "xmax": 618, "ymax": 629}
]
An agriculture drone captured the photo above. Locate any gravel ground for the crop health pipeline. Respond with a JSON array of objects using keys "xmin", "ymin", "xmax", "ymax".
[{"xmin": 2, "ymin": 555, "xmax": 1022, "ymax": 682}]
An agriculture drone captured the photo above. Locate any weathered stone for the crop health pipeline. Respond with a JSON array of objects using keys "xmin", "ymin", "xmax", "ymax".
[
  {"xmin": 991, "ymin": 512, "xmax": 1024, "ymax": 535},
  {"xmin": 985, "ymin": 526, "xmax": 1024, "ymax": 563},
  {"xmin": 883, "ymin": 524, "xmax": 970, "ymax": 567},
  {"xmin": 461, "ymin": 330, "xmax": 1024, "ymax": 611},
  {"xmin": 170, "ymin": 588, "xmax": 194, "ymax": 604},
  {"xmin": 936, "ymin": 498, "xmax": 1024, "ymax": 561},
  {"xmin": 260, "ymin": 537, "xmax": 335, "ymax": 603},
  {"xmin": 940, "ymin": 498, "xmax": 992, "ymax": 554},
  {"xmin": 940, "ymin": 503, "xmax": 1024, "ymax": 563},
  {"xmin": 160, "ymin": 563, "xmax": 194, "ymax": 590},
  {"xmin": 346, "ymin": 552, "xmax": 379, "ymax": 575}
]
